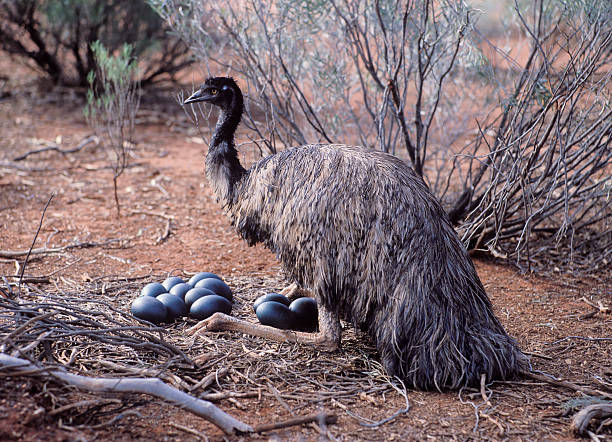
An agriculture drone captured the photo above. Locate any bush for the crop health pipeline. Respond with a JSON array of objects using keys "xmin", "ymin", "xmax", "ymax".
[
  {"xmin": 151, "ymin": 0, "xmax": 611, "ymax": 273},
  {"xmin": 84, "ymin": 41, "xmax": 140, "ymax": 217},
  {"xmin": 0, "ymin": 0, "xmax": 191, "ymax": 86}
]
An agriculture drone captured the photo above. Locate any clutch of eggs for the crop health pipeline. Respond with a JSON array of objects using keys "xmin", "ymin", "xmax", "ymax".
[
  {"xmin": 131, "ymin": 272, "xmax": 232, "ymax": 325},
  {"xmin": 253, "ymin": 293, "xmax": 318, "ymax": 332}
]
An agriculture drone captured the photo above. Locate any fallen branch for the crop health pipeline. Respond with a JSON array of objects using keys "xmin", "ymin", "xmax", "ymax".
[
  {"xmin": 49, "ymin": 398, "xmax": 122, "ymax": 416},
  {"xmin": 18, "ymin": 194, "xmax": 53, "ymax": 292},
  {"xmin": 581, "ymin": 296, "xmax": 611, "ymax": 314},
  {"xmin": 571, "ymin": 403, "xmax": 612, "ymax": 436},
  {"xmin": 189, "ymin": 367, "xmax": 229, "ymax": 392},
  {"xmin": 0, "ymin": 238, "xmax": 125, "ymax": 258},
  {"xmin": 252, "ymin": 412, "xmax": 337, "ymax": 433},
  {"xmin": 169, "ymin": 422, "xmax": 205, "ymax": 439},
  {"xmin": 155, "ymin": 219, "xmax": 172, "ymax": 245},
  {"xmin": 0, "ymin": 353, "xmax": 252, "ymax": 434},
  {"xmin": 13, "ymin": 135, "xmax": 99, "ymax": 161},
  {"xmin": 0, "ymin": 354, "xmax": 339, "ymax": 435},
  {"xmin": 522, "ymin": 371, "xmax": 612, "ymax": 399}
]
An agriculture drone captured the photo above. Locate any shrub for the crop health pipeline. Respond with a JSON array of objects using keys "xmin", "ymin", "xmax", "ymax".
[
  {"xmin": 84, "ymin": 41, "xmax": 140, "ymax": 217},
  {"xmin": 151, "ymin": 0, "xmax": 611, "ymax": 273},
  {"xmin": 0, "ymin": 0, "xmax": 191, "ymax": 86}
]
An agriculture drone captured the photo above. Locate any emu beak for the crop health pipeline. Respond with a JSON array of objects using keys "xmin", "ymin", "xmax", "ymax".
[{"xmin": 184, "ymin": 89, "xmax": 206, "ymax": 104}]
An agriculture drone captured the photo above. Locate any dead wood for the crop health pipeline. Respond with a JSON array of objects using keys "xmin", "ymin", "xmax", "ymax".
[
  {"xmin": 522, "ymin": 371, "xmax": 612, "ymax": 399},
  {"xmin": 252, "ymin": 412, "xmax": 337, "ymax": 433},
  {"xmin": 17, "ymin": 194, "xmax": 53, "ymax": 291},
  {"xmin": 13, "ymin": 135, "xmax": 99, "ymax": 161},
  {"xmin": 0, "ymin": 238, "xmax": 126, "ymax": 258},
  {"xmin": 571, "ymin": 403, "xmax": 612, "ymax": 436},
  {"xmin": 0, "ymin": 353, "xmax": 253, "ymax": 434}
]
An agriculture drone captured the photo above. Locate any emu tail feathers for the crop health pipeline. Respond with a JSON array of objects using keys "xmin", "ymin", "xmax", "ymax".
[{"xmin": 373, "ymin": 279, "xmax": 526, "ymax": 391}]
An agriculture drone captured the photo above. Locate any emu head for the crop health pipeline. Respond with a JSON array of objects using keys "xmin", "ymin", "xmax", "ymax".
[{"xmin": 184, "ymin": 77, "xmax": 240, "ymax": 109}]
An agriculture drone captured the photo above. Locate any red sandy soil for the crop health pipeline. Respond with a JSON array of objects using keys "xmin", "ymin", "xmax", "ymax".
[{"xmin": 0, "ymin": 57, "xmax": 610, "ymax": 441}]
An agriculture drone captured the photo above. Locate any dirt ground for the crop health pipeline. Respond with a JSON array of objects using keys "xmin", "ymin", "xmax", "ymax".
[{"xmin": 1, "ymin": 58, "xmax": 611, "ymax": 441}]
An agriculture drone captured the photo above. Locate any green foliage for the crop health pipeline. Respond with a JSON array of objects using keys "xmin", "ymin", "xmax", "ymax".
[
  {"xmin": 85, "ymin": 42, "xmax": 138, "ymax": 126},
  {"xmin": 0, "ymin": 0, "xmax": 190, "ymax": 86},
  {"xmin": 84, "ymin": 41, "xmax": 140, "ymax": 217}
]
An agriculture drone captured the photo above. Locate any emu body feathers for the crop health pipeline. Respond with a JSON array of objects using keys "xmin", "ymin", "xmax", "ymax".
[{"xmin": 185, "ymin": 77, "xmax": 524, "ymax": 390}]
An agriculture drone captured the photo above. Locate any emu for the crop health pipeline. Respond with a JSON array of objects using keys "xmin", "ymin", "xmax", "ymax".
[{"xmin": 184, "ymin": 77, "xmax": 525, "ymax": 390}]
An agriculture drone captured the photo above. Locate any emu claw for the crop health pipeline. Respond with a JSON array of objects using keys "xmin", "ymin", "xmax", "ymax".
[{"xmin": 187, "ymin": 312, "xmax": 231, "ymax": 335}]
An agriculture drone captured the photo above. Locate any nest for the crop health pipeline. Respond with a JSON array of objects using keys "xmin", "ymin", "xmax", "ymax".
[{"xmin": 0, "ymin": 274, "xmax": 400, "ymax": 434}]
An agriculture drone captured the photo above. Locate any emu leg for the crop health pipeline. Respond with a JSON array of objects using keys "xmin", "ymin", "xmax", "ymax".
[
  {"xmin": 279, "ymin": 282, "xmax": 312, "ymax": 301},
  {"xmin": 187, "ymin": 307, "xmax": 341, "ymax": 352}
]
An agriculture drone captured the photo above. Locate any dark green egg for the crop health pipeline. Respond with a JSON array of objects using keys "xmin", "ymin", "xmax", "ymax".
[
  {"xmin": 141, "ymin": 282, "xmax": 167, "ymax": 298},
  {"xmin": 157, "ymin": 293, "xmax": 187, "ymax": 321},
  {"xmin": 289, "ymin": 297, "xmax": 318, "ymax": 332},
  {"xmin": 184, "ymin": 287, "xmax": 217, "ymax": 309},
  {"xmin": 255, "ymin": 301, "xmax": 297, "ymax": 330},
  {"xmin": 189, "ymin": 295, "xmax": 232, "ymax": 320},
  {"xmin": 188, "ymin": 272, "xmax": 223, "ymax": 286},
  {"xmin": 162, "ymin": 276, "xmax": 185, "ymax": 291},
  {"xmin": 169, "ymin": 282, "xmax": 192, "ymax": 300},
  {"xmin": 194, "ymin": 278, "xmax": 232, "ymax": 302},
  {"xmin": 131, "ymin": 296, "xmax": 167, "ymax": 324},
  {"xmin": 253, "ymin": 293, "xmax": 290, "ymax": 312}
]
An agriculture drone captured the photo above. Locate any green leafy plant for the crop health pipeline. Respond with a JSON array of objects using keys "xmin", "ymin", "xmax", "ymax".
[
  {"xmin": 0, "ymin": 0, "xmax": 191, "ymax": 86},
  {"xmin": 85, "ymin": 41, "xmax": 140, "ymax": 217}
]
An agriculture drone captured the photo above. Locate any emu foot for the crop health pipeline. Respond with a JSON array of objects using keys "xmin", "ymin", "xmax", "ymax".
[
  {"xmin": 279, "ymin": 282, "xmax": 312, "ymax": 301},
  {"xmin": 187, "ymin": 312, "xmax": 341, "ymax": 352}
]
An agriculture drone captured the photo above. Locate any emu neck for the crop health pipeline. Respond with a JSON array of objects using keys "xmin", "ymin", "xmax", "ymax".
[{"xmin": 206, "ymin": 100, "xmax": 246, "ymax": 206}]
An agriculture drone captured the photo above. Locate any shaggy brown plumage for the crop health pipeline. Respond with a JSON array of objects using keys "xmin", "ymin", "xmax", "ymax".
[{"xmin": 184, "ymin": 77, "xmax": 525, "ymax": 390}]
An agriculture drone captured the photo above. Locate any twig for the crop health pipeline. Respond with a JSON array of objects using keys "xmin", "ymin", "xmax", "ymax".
[
  {"xmin": 548, "ymin": 336, "xmax": 612, "ymax": 346},
  {"xmin": 0, "ymin": 353, "xmax": 252, "ymax": 434},
  {"xmin": 129, "ymin": 210, "xmax": 175, "ymax": 220},
  {"xmin": 0, "ymin": 238, "xmax": 125, "ymax": 258},
  {"xmin": 571, "ymin": 403, "xmax": 612, "ymax": 436},
  {"xmin": 168, "ymin": 422, "xmax": 206, "ymax": 440},
  {"xmin": 200, "ymin": 391, "xmax": 259, "ymax": 402},
  {"xmin": 522, "ymin": 371, "xmax": 611, "ymax": 399},
  {"xmin": 189, "ymin": 367, "xmax": 229, "ymax": 392},
  {"xmin": 1, "ymin": 312, "xmax": 56, "ymax": 346},
  {"xmin": 581, "ymin": 297, "xmax": 610, "ymax": 314},
  {"xmin": 49, "ymin": 398, "xmax": 122, "ymax": 416},
  {"xmin": 86, "ymin": 410, "xmax": 143, "ymax": 429},
  {"xmin": 252, "ymin": 412, "xmax": 336, "ymax": 433},
  {"xmin": 268, "ymin": 381, "xmax": 294, "ymax": 415},
  {"xmin": 18, "ymin": 194, "xmax": 54, "ymax": 294},
  {"xmin": 155, "ymin": 219, "xmax": 172, "ymax": 245},
  {"xmin": 13, "ymin": 135, "xmax": 99, "ymax": 161},
  {"xmin": 522, "ymin": 350, "xmax": 553, "ymax": 360}
]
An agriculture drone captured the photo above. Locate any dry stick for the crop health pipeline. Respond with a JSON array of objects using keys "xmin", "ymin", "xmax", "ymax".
[
  {"xmin": 0, "ymin": 238, "xmax": 124, "ymax": 259},
  {"xmin": 522, "ymin": 371, "xmax": 612, "ymax": 399},
  {"xmin": 522, "ymin": 351, "xmax": 553, "ymax": 360},
  {"xmin": 84, "ymin": 410, "xmax": 143, "ymax": 429},
  {"xmin": 168, "ymin": 422, "xmax": 205, "ymax": 440},
  {"xmin": 18, "ymin": 194, "xmax": 54, "ymax": 295},
  {"xmin": 13, "ymin": 135, "xmax": 99, "ymax": 161},
  {"xmin": 0, "ymin": 353, "xmax": 252, "ymax": 434},
  {"xmin": 49, "ymin": 398, "xmax": 122, "ymax": 416},
  {"xmin": 252, "ymin": 412, "xmax": 337, "ymax": 434},
  {"xmin": 189, "ymin": 367, "xmax": 229, "ymax": 392},
  {"xmin": 1, "ymin": 312, "xmax": 56, "ymax": 346},
  {"xmin": 200, "ymin": 391, "xmax": 259, "ymax": 402},
  {"xmin": 1, "ymin": 354, "xmax": 336, "ymax": 435},
  {"xmin": 155, "ymin": 218, "xmax": 172, "ymax": 244},
  {"xmin": 581, "ymin": 296, "xmax": 610, "ymax": 314},
  {"xmin": 571, "ymin": 404, "xmax": 612, "ymax": 436}
]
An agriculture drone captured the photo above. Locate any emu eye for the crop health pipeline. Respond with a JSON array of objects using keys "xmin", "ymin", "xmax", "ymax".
[{"xmin": 210, "ymin": 88, "xmax": 218, "ymax": 95}]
